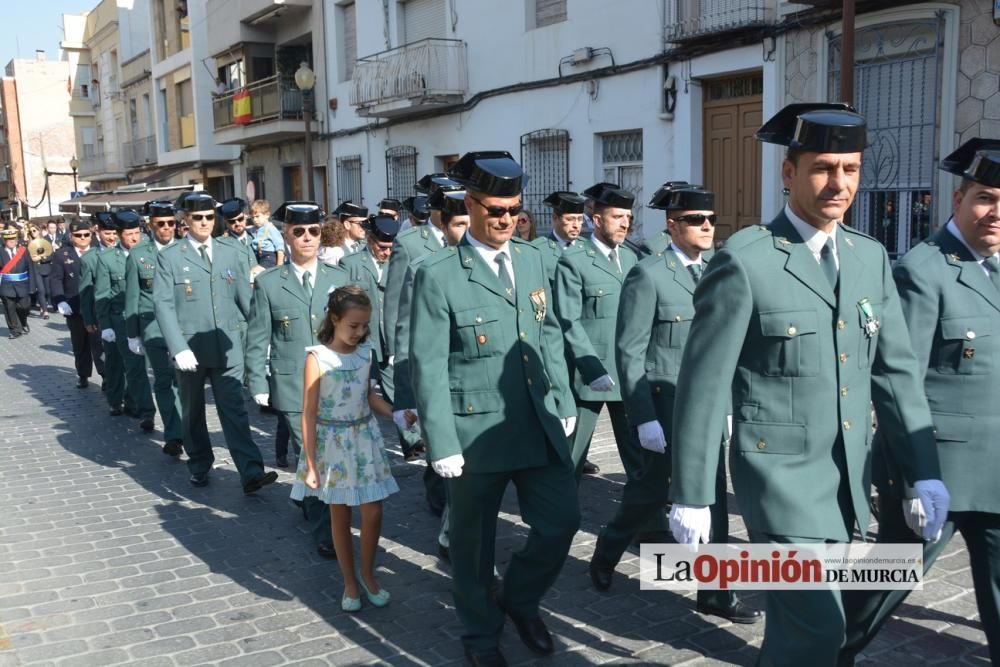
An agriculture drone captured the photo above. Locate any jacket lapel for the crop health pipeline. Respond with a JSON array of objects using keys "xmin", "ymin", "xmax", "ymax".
[
  {"xmin": 667, "ymin": 254, "xmax": 696, "ymax": 295},
  {"xmin": 587, "ymin": 238, "xmax": 624, "ymax": 283},
  {"xmin": 770, "ymin": 213, "xmax": 837, "ymax": 308},
  {"xmin": 280, "ymin": 266, "xmax": 310, "ymax": 305},
  {"xmin": 938, "ymin": 229, "xmax": 1000, "ymax": 313},
  {"xmin": 458, "ymin": 240, "xmax": 513, "ymax": 304},
  {"xmin": 834, "ymin": 225, "xmax": 864, "ymax": 303},
  {"xmin": 178, "ymin": 239, "xmax": 211, "ymax": 274}
]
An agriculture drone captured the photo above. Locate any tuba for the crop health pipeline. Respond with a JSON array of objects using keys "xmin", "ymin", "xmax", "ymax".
[{"xmin": 27, "ymin": 237, "xmax": 54, "ymax": 261}]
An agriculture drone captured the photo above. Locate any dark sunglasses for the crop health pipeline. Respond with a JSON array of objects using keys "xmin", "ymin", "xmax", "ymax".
[
  {"xmin": 468, "ymin": 194, "xmax": 523, "ymax": 219},
  {"xmin": 71, "ymin": 232, "xmax": 92, "ymax": 238},
  {"xmin": 290, "ymin": 225, "xmax": 322, "ymax": 238},
  {"xmin": 227, "ymin": 214, "xmax": 246, "ymax": 224},
  {"xmin": 190, "ymin": 213, "xmax": 215, "ymax": 221},
  {"xmin": 153, "ymin": 220, "xmax": 177, "ymax": 228},
  {"xmin": 675, "ymin": 213, "xmax": 717, "ymax": 225}
]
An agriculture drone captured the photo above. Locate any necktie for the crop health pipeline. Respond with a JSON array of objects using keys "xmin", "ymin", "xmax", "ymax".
[
  {"xmin": 608, "ymin": 247, "xmax": 621, "ymax": 273},
  {"xmin": 495, "ymin": 253, "xmax": 513, "ymax": 293},
  {"xmin": 820, "ymin": 238, "xmax": 837, "ymax": 290},
  {"xmin": 984, "ymin": 255, "xmax": 1000, "ymax": 292},
  {"xmin": 302, "ymin": 270, "xmax": 313, "ymax": 302},
  {"xmin": 688, "ymin": 263, "xmax": 702, "ymax": 283},
  {"xmin": 199, "ymin": 245, "xmax": 211, "ymax": 268}
]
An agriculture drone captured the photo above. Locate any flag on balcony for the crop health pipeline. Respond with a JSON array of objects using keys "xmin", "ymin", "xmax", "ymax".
[{"xmin": 233, "ymin": 89, "xmax": 252, "ymax": 125}]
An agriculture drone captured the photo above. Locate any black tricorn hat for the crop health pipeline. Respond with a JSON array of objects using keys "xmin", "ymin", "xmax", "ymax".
[
  {"xmin": 439, "ymin": 191, "xmax": 468, "ymax": 217},
  {"xmin": 648, "ymin": 183, "xmax": 714, "ymax": 211},
  {"xmin": 333, "ymin": 200, "xmax": 368, "ymax": 219},
  {"xmin": 144, "ymin": 200, "xmax": 175, "ymax": 218},
  {"xmin": 273, "ymin": 201, "xmax": 324, "ymax": 225},
  {"xmin": 940, "ymin": 138, "xmax": 1000, "ymax": 188},
  {"xmin": 428, "ymin": 185, "xmax": 466, "ymax": 210},
  {"xmin": 175, "ymin": 191, "xmax": 216, "ymax": 213},
  {"xmin": 415, "ymin": 173, "xmax": 458, "ymax": 195},
  {"xmin": 93, "ymin": 210, "xmax": 117, "ymax": 230},
  {"xmin": 378, "ymin": 197, "xmax": 401, "ymax": 212},
  {"xmin": 403, "ymin": 195, "xmax": 430, "ymax": 220},
  {"xmin": 582, "ymin": 182, "xmax": 621, "ymax": 200},
  {"xmin": 219, "ymin": 197, "xmax": 247, "ymax": 220},
  {"xmin": 69, "ymin": 219, "xmax": 90, "ymax": 233},
  {"xmin": 756, "ymin": 102, "xmax": 867, "ymax": 153},
  {"xmin": 447, "ymin": 151, "xmax": 526, "ymax": 197},
  {"xmin": 364, "ymin": 214, "xmax": 401, "ymax": 242},
  {"xmin": 112, "ymin": 209, "xmax": 142, "ymax": 230},
  {"xmin": 543, "ymin": 191, "xmax": 586, "ymax": 215},
  {"xmin": 594, "ymin": 186, "xmax": 635, "ymax": 209}
]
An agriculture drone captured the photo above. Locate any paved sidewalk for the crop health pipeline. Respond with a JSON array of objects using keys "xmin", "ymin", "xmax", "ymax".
[{"xmin": 0, "ymin": 316, "xmax": 990, "ymax": 666}]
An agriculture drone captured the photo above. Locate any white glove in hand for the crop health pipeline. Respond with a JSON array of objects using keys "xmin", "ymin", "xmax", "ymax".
[
  {"xmin": 127, "ymin": 337, "xmax": 145, "ymax": 356},
  {"xmin": 431, "ymin": 454, "xmax": 465, "ymax": 478},
  {"xmin": 388, "ymin": 355, "xmax": 395, "ymax": 367},
  {"xmin": 637, "ymin": 420, "xmax": 667, "ymax": 453},
  {"xmin": 253, "ymin": 393, "xmax": 270, "ymax": 407},
  {"xmin": 669, "ymin": 504, "xmax": 712, "ymax": 545},
  {"xmin": 914, "ymin": 479, "xmax": 950, "ymax": 542},
  {"xmin": 101, "ymin": 328, "xmax": 116, "ymax": 342},
  {"xmin": 588, "ymin": 374, "xmax": 616, "ymax": 392},
  {"xmin": 561, "ymin": 416, "xmax": 576, "ymax": 437},
  {"xmin": 903, "ymin": 497, "xmax": 927, "ymax": 535},
  {"xmin": 56, "ymin": 302, "xmax": 72, "ymax": 316},
  {"xmin": 392, "ymin": 409, "xmax": 416, "ymax": 431},
  {"xmin": 174, "ymin": 349, "xmax": 199, "ymax": 372}
]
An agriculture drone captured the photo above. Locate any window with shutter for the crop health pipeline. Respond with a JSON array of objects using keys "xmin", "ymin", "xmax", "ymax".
[
  {"xmin": 535, "ymin": 0, "xmax": 567, "ymax": 28},
  {"xmin": 336, "ymin": 155, "xmax": 363, "ymax": 204},
  {"xmin": 402, "ymin": 0, "xmax": 446, "ymax": 44},
  {"xmin": 341, "ymin": 2, "xmax": 357, "ymax": 82}
]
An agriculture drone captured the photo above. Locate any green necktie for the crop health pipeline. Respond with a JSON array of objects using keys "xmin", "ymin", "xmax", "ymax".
[
  {"xmin": 984, "ymin": 255, "xmax": 1000, "ymax": 292},
  {"xmin": 495, "ymin": 253, "xmax": 513, "ymax": 292},
  {"xmin": 688, "ymin": 263, "xmax": 702, "ymax": 283},
  {"xmin": 199, "ymin": 245, "xmax": 211, "ymax": 268},
  {"xmin": 820, "ymin": 238, "xmax": 837, "ymax": 290},
  {"xmin": 609, "ymin": 247, "xmax": 621, "ymax": 273},
  {"xmin": 303, "ymin": 270, "xmax": 313, "ymax": 302}
]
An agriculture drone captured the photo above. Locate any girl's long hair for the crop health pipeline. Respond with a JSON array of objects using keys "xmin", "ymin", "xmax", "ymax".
[{"xmin": 317, "ymin": 285, "xmax": 372, "ymax": 345}]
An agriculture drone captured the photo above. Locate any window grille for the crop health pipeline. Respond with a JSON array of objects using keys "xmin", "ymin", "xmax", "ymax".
[
  {"xmin": 600, "ymin": 130, "xmax": 644, "ymax": 239},
  {"xmin": 520, "ymin": 129, "xmax": 570, "ymax": 230},
  {"xmin": 336, "ymin": 154, "xmax": 362, "ymax": 204},
  {"xmin": 385, "ymin": 146, "xmax": 418, "ymax": 199}
]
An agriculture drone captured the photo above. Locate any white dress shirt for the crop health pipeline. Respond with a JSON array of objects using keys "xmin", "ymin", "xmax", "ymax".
[
  {"xmin": 465, "ymin": 231, "xmax": 515, "ymax": 289},
  {"xmin": 187, "ymin": 237, "xmax": 213, "ymax": 263},
  {"xmin": 290, "ymin": 259, "xmax": 319, "ymax": 286},
  {"xmin": 670, "ymin": 242, "xmax": 702, "ymax": 270},
  {"xmin": 946, "ymin": 218, "xmax": 996, "ymax": 276},
  {"xmin": 589, "ymin": 233, "xmax": 621, "ymax": 272},
  {"xmin": 785, "ymin": 204, "xmax": 839, "ymax": 270}
]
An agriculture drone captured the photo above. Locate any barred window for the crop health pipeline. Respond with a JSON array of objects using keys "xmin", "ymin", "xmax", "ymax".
[
  {"xmin": 535, "ymin": 0, "xmax": 567, "ymax": 28},
  {"xmin": 385, "ymin": 146, "xmax": 418, "ymax": 199},
  {"xmin": 520, "ymin": 129, "xmax": 570, "ymax": 231},
  {"xmin": 336, "ymin": 155, "xmax": 362, "ymax": 204},
  {"xmin": 600, "ymin": 130, "xmax": 644, "ymax": 238}
]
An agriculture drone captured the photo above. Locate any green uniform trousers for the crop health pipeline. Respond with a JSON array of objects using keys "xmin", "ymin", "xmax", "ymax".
[
  {"xmin": 280, "ymin": 410, "xmax": 333, "ymax": 549},
  {"xmin": 102, "ymin": 338, "xmax": 128, "ymax": 411},
  {"xmin": 176, "ymin": 362, "xmax": 264, "ymax": 486},
  {"xmin": 573, "ymin": 400, "xmax": 667, "ymax": 532},
  {"xmin": 448, "ymin": 459, "xmax": 580, "ymax": 652},
  {"xmin": 112, "ymin": 326, "xmax": 155, "ymax": 421},
  {"xmin": 841, "ymin": 508, "xmax": 1000, "ymax": 665},
  {"xmin": 144, "ymin": 342, "xmax": 182, "ymax": 443}
]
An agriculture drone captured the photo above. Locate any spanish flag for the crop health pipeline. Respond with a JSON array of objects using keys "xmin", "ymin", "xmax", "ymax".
[{"xmin": 233, "ymin": 89, "xmax": 252, "ymax": 125}]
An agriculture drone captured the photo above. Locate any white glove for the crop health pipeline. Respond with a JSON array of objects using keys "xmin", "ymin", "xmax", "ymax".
[
  {"xmin": 914, "ymin": 479, "xmax": 950, "ymax": 542},
  {"xmin": 253, "ymin": 393, "xmax": 270, "ymax": 407},
  {"xmin": 637, "ymin": 420, "xmax": 667, "ymax": 453},
  {"xmin": 174, "ymin": 349, "xmax": 199, "ymax": 372},
  {"xmin": 388, "ymin": 355, "xmax": 395, "ymax": 367},
  {"xmin": 101, "ymin": 328, "xmax": 116, "ymax": 342},
  {"xmin": 56, "ymin": 301, "xmax": 72, "ymax": 316},
  {"xmin": 127, "ymin": 337, "xmax": 145, "ymax": 356},
  {"xmin": 902, "ymin": 497, "xmax": 942, "ymax": 543},
  {"xmin": 392, "ymin": 409, "xmax": 417, "ymax": 431},
  {"xmin": 561, "ymin": 415, "xmax": 577, "ymax": 437},
  {"xmin": 588, "ymin": 374, "xmax": 616, "ymax": 392},
  {"xmin": 669, "ymin": 504, "xmax": 712, "ymax": 545},
  {"xmin": 431, "ymin": 454, "xmax": 465, "ymax": 478}
]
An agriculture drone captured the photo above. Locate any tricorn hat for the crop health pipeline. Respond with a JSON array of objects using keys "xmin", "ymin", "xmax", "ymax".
[
  {"xmin": 447, "ymin": 151, "xmax": 526, "ymax": 197},
  {"xmin": 218, "ymin": 197, "xmax": 247, "ymax": 220},
  {"xmin": 403, "ymin": 195, "xmax": 430, "ymax": 221},
  {"xmin": 364, "ymin": 214, "xmax": 401, "ymax": 243},
  {"xmin": 542, "ymin": 191, "xmax": 586, "ymax": 215},
  {"xmin": 940, "ymin": 138, "xmax": 1000, "ymax": 188},
  {"xmin": 378, "ymin": 197, "xmax": 401, "ymax": 212},
  {"xmin": 175, "ymin": 192, "xmax": 216, "ymax": 213},
  {"xmin": 273, "ymin": 201, "xmax": 324, "ymax": 225},
  {"xmin": 439, "ymin": 191, "xmax": 468, "ymax": 217},
  {"xmin": 112, "ymin": 209, "xmax": 142, "ymax": 230},
  {"xmin": 648, "ymin": 183, "xmax": 714, "ymax": 211},
  {"xmin": 756, "ymin": 102, "xmax": 868, "ymax": 154},
  {"xmin": 333, "ymin": 200, "xmax": 368, "ymax": 219},
  {"xmin": 416, "ymin": 173, "xmax": 459, "ymax": 195},
  {"xmin": 144, "ymin": 200, "xmax": 175, "ymax": 218},
  {"xmin": 582, "ymin": 182, "xmax": 621, "ymax": 200},
  {"xmin": 594, "ymin": 186, "xmax": 635, "ymax": 210}
]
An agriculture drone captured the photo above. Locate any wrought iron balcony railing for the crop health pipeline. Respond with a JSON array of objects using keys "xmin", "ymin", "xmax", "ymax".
[
  {"xmin": 350, "ymin": 38, "xmax": 467, "ymax": 113},
  {"xmin": 665, "ymin": 0, "xmax": 774, "ymax": 42}
]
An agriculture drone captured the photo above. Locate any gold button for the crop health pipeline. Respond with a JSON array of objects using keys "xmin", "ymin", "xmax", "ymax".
[
  {"xmin": 475, "ymin": 316, "xmax": 482, "ymax": 323},
  {"xmin": 840, "ymin": 387, "xmax": 848, "ymax": 396},
  {"xmin": 313, "ymin": 329, "xmax": 318, "ymax": 335},
  {"xmin": 311, "ymin": 314, "xmax": 316, "ymax": 319},
  {"xmin": 967, "ymin": 330, "xmax": 976, "ymax": 340},
  {"xmin": 518, "ymin": 309, "xmax": 524, "ymax": 314},
  {"xmin": 523, "ymin": 355, "xmax": 529, "ymax": 362},
  {"xmin": 888, "ymin": 479, "xmax": 894, "ymax": 486},
  {"xmin": 839, "ymin": 353, "xmax": 848, "ymax": 363},
  {"xmin": 667, "ymin": 476, "xmax": 671, "ymax": 484},
  {"xmin": 787, "ymin": 326, "xmax": 797, "ymax": 336},
  {"xmin": 843, "ymin": 420, "xmax": 851, "ymax": 430},
  {"xmin": 519, "ymin": 331, "xmax": 526, "ymax": 339},
  {"xmin": 467, "ymin": 405, "xmax": 474, "ymax": 412},
  {"xmin": 756, "ymin": 440, "xmax": 766, "ymax": 450},
  {"xmin": 597, "ymin": 289, "xmax": 604, "ymax": 295},
  {"xmin": 675, "ymin": 315, "xmax": 682, "ymax": 322},
  {"xmin": 527, "ymin": 378, "xmax": 533, "ymax": 386},
  {"xmin": 654, "ymin": 386, "xmax": 661, "ymax": 394},
  {"xmin": 837, "ymin": 320, "xmax": 846, "ymax": 330}
]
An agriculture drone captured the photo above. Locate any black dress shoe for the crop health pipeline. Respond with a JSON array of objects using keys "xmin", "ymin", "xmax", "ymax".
[
  {"xmin": 76, "ymin": 378, "xmax": 89, "ymax": 389},
  {"xmin": 109, "ymin": 406, "xmax": 124, "ymax": 416},
  {"xmin": 243, "ymin": 471, "xmax": 278, "ymax": 494},
  {"xmin": 589, "ymin": 551, "xmax": 614, "ymax": 592},
  {"xmin": 696, "ymin": 599, "xmax": 763, "ymax": 624},
  {"xmin": 582, "ymin": 459, "xmax": 600, "ymax": 475},
  {"xmin": 464, "ymin": 647, "xmax": 507, "ymax": 667},
  {"xmin": 22, "ymin": 324, "xmax": 28, "ymax": 334},
  {"xmin": 507, "ymin": 614, "xmax": 554, "ymax": 655},
  {"xmin": 413, "ymin": 442, "xmax": 426, "ymax": 454},
  {"xmin": 140, "ymin": 418, "xmax": 155, "ymax": 433},
  {"xmin": 402, "ymin": 449, "xmax": 420, "ymax": 462},
  {"xmin": 8, "ymin": 333, "xmax": 20, "ymax": 340},
  {"xmin": 438, "ymin": 542, "xmax": 450, "ymax": 563},
  {"xmin": 101, "ymin": 380, "xmax": 107, "ymax": 392},
  {"xmin": 275, "ymin": 455, "xmax": 289, "ymax": 468},
  {"xmin": 162, "ymin": 440, "xmax": 183, "ymax": 457},
  {"xmin": 189, "ymin": 473, "xmax": 210, "ymax": 487},
  {"xmin": 42, "ymin": 313, "xmax": 49, "ymax": 320},
  {"xmin": 316, "ymin": 543, "xmax": 337, "ymax": 560}
]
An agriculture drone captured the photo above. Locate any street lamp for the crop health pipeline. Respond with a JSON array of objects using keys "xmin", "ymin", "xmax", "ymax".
[
  {"xmin": 69, "ymin": 155, "xmax": 79, "ymax": 195},
  {"xmin": 294, "ymin": 61, "xmax": 316, "ymax": 201}
]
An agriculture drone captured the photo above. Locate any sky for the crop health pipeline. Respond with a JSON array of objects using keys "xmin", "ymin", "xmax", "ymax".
[{"xmin": 0, "ymin": 2, "xmax": 95, "ymax": 68}]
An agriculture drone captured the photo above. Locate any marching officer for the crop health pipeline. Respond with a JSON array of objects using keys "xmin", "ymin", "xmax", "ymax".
[
  {"xmin": 0, "ymin": 227, "xmax": 32, "ymax": 338},
  {"xmin": 153, "ymin": 192, "xmax": 277, "ymax": 494},
  {"xmin": 246, "ymin": 201, "xmax": 348, "ymax": 559},
  {"xmin": 95, "ymin": 209, "xmax": 157, "ymax": 429},
  {"xmin": 378, "ymin": 197, "xmax": 402, "ymax": 219},
  {"xmin": 124, "ymin": 201, "xmax": 184, "ymax": 456},
  {"xmin": 667, "ymin": 103, "xmax": 949, "ymax": 664},
  {"xmin": 219, "ymin": 197, "xmax": 260, "ymax": 275},
  {"xmin": 333, "ymin": 201, "xmax": 369, "ymax": 257},
  {"xmin": 51, "ymin": 219, "xmax": 104, "ymax": 387},
  {"xmin": 841, "ymin": 139, "xmax": 1000, "ymax": 663},
  {"xmin": 399, "ymin": 194, "xmax": 430, "ymax": 233},
  {"xmin": 533, "ymin": 190, "xmax": 585, "ymax": 284},
  {"xmin": 588, "ymin": 185, "xmax": 760, "ymax": 624},
  {"xmin": 410, "ymin": 151, "xmax": 579, "ymax": 666},
  {"xmin": 640, "ymin": 181, "xmax": 700, "ymax": 256}
]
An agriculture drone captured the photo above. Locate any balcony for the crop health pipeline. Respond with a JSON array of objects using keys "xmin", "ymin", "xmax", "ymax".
[
  {"xmin": 350, "ymin": 39, "xmax": 468, "ymax": 119},
  {"xmin": 211, "ymin": 74, "xmax": 313, "ymax": 146},
  {"xmin": 79, "ymin": 150, "xmax": 126, "ymax": 180},
  {"xmin": 665, "ymin": 1, "xmax": 775, "ymax": 43},
  {"xmin": 240, "ymin": 0, "xmax": 311, "ymax": 25},
  {"xmin": 123, "ymin": 135, "xmax": 157, "ymax": 169},
  {"xmin": 121, "ymin": 50, "xmax": 151, "ymax": 88}
]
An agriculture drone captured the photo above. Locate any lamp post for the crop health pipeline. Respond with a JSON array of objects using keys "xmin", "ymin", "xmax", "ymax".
[
  {"xmin": 69, "ymin": 155, "xmax": 79, "ymax": 195},
  {"xmin": 294, "ymin": 62, "xmax": 316, "ymax": 201}
]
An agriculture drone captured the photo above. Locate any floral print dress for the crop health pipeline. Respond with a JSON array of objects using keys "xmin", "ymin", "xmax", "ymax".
[{"xmin": 290, "ymin": 343, "xmax": 399, "ymax": 506}]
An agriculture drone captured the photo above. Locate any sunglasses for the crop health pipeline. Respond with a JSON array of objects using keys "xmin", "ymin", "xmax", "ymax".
[
  {"xmin": 290, "ymin": 225, "xmax": 322, "ymax": 238},
  {"xmin": 468, "ymin": 194, "xmax": 523, "ymax": 219},
  {"xmin": 228, "ymin": 215, "xmax": 246, "ymax": 224},
  {"xmin": 190, "ymin": 213, "xmax": 215, "ymax": 221},
  {"xmin": 72, "ymin": 232, "xmax": 92, "ymax": 238},
  {"xmin": 153, "ymin": 220, "xmax": 177, "ymax": 228},
  {"xmin": 675, "ymin": 213, "xmax": 717, "ymax": 225}
]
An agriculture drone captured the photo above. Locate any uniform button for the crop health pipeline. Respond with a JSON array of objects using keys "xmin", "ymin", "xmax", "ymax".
[
  {"xmin": 787, "ymin": 326, "xmax": 797, "ymax": 336},
  {"xmin": 675, "ymin": 315, "xmax": 682, "ymax": 322},
  {"xmin": 311, "ymin": 314, "xmax": 316, "ymax": 319},
  {"xmin": 667, "ymin": 476, "xmax": 671, "ymax": 484},
  {"xmin": 519, "ymin": 331, "xmax": 526, "ymax": 339},
  {"xmin": 518, "ymin": 309, "xmax": 524, "ymax": 314},
  {"xmin": 888, "ymin": 479, "xmax": 894, "ymax": 486},
  {"xmin": 756, "ymin": 440, "xmax": 766, "ymax": 450},
  {"xmin": 967, "ymin": 330, "xmax": 976, "ymax": 340},
  {"xmin": 597, "ymin": 289, "xmax": 604, "ymax": 295},
  {"xmin": 522, "ymin": 355, "xmax": 529, "ymax": 362},
  {"xmin": 467, "ymin": 405, "xmax": 474, "ymax": 412},
  {"xmin": 842, "ymin": 420, "xmax": 851, "ymax": 430},
  {"xmin": 527, "ymin": 378, "xmax": 533, "ymax": 386},
  {"xmin": 839, "ymin": 353, "xmax": 848, "ymax": 363},
  {"xmin": 840, "ymin": 386, "xmax": 848, "ymax": 396},
  {"xmin": 475, "ymin": 316, "xmax": 482, "ymax": 323},
  {"xmin": 654, "ymin": 386, "xmax": 661, "ymax": 394},
  {"xmin": 837, "ymin": 320, "xmax": 846, "ymax": 330}
]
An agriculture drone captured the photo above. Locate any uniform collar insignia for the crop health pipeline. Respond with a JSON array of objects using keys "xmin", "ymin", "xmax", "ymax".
[
  {"xmin": 844, "ymin": 236, "xmax": 854, "ymax": 248},
  {"xmin": 182, "ymin": 266, "xmax": 190, "ymax": 272},
  {"xmin": 778, "ymin": 238, "xmax": 791, "ymax": 246}
]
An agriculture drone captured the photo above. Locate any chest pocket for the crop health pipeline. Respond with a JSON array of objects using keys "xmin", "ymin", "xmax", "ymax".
[
  {"xmin": 140, "ymin": 265, "xmax": 155, "ymax": 291},
  {"xmin": 937, "ymin": 316, "xmax": 990, "ymax": 375},
  {"xmin": 272, "ymin": 309, "xmax": 300, "ymax": 342},
  {"xmin": 584, "ymin": 283, "xmax": 619, "ymax": 318},
  {"xmin": 453, "ymin": 306, "xmax": 502, "ymax": 359},
  {"xmin": 655, "ymin": 303, "xmax": 695, "ymax": 349},
  {"xmin": 174, "ymin": 276, "xmax": 200, "ymax": 301},
  {"xmin": 758, "ymin": 309, "xmax": 819, "ymax": 377}
]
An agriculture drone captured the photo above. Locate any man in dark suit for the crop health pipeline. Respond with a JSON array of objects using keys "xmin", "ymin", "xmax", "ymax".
[
  {"xmin": 51, "ymin": 219, "xmax": 104, "ymax": 387},
  {"xmin": 0, "ymin": 228, "xmax": 32, "ymax": 338}
]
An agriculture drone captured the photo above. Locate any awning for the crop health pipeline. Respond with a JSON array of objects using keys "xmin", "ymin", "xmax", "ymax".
[
  {"xmin": 138, "ymin": 163, "xmax": 197, "ymax": 185},
  {"xmin": 58, "ymin": 191, "xmax": 115, "ymax": 214},
  {"xmin": 58, "ymin": 185, "xmax": 196, "ymax": 215}
]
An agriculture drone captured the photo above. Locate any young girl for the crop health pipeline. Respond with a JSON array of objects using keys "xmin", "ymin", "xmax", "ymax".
[{"xmin": 292, "ymin": 285, "xmax": 409, "ymax": 612}]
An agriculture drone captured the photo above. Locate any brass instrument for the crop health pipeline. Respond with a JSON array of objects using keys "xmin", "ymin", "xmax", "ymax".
[{"xmin": 27, "ymin": 237, "xmax": 54, "ymax": 261}]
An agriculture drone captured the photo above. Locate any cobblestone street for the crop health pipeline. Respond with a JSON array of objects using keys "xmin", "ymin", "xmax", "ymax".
[{"xmin": 0, "ymin": 317, "xmax": 991, "ymax": 666}]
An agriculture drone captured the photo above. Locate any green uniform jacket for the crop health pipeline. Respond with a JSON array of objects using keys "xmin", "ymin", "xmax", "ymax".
[
  {"xmin": 670, "ymin": 212, "xmax": 941, "ymax": 541},
  {"xmin": 383, "ymin": 225, "xmax": 443, "ymax": 358},
  {"xmin": 874, "ymin": 227, "xmax": 1000, "ymax": 513},
  {"xmin": 340, "ymin": 250, "xmax": 388, "ymax": 363},
  {"xmin": 152, "ymin": 237, "xmax": 251, "ymax": 368},
  {"xmin": 94, "ymin": 246, "xmax": 129, "ymax": 331},
  {"xmin": 410, "ymin": 237, "xmax": 575, "ymax": 473},
  {"xmin": 553, "ymin": 237, "xmax": 638, "ymax": 402},
  {"xmin": 79, "ymin": 247, "xmax": 104, "ymax": 328},
  {"xmin": 644, "ymin": 229, "xmax": 672, "ymax": 256},
  {"xmin": 616, "ymin": 249, "xmax": 714, "ymax": 430},
  {"xmin": 245, "ymin": 262, "xmax": 348, "ymax": 413},
  {"xmin": 531, "ymin": 233, "xmax": 579, "ymax": 287},
  {"xmin": 223, "ymin": 231, "xmax": 259, "ymax": 273},
  {"xmin": 124, "ymin": 240, "xmax": 166, "ymax": 341}
]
